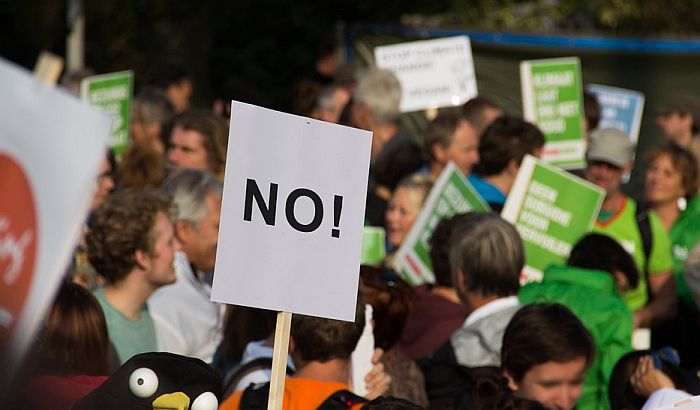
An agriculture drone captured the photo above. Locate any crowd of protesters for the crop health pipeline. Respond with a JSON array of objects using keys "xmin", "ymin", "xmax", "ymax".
[{"xmin": 8, "ymin": 44, "xmax": 700, "ymax": 410}]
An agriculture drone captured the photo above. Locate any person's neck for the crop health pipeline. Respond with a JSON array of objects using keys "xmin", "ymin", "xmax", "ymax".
[
  {"xmin": 432, "ymin": 285, "xmax": 462, "ymax": 305},
  {"xmin": 601, "ymin": 191, "xmax": 625, "ymax": 214},
  {"xmin": 672, "ymin": 131, "xmax": 693, "ymax": 148},
  {"xmin": 650, "ymin": 200, "xmax": 680, "ymax": 231},
  {"xmin": 429, "ymin": 163, "xmax": 444, "ymax": 180},
  {"xmin": 465, "ymin": 292, "xmax": 503, "ymax": 313},
  {"xmin": 483, "ymin": 173, "xmax": 513, "ymax": 196},
  {"xmin": 293, "ymin": 358, "xmax": 350, "ymax": 385},
  {"xmin": 371, "ymin": 122, "xmax": 399, "ymax": 161},
  {"xmin": 103, "ymin": 273, "xmax": 154, "ymax": 321}
]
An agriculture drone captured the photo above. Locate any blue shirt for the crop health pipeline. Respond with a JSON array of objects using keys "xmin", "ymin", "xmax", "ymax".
[{"xmin": 468, "ymin": 175, "xmax": 506, "ymax": 206}]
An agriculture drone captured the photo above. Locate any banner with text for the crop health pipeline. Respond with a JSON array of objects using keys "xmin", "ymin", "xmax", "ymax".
[
  {"xmin": 375, "ymin": 36, "xmax": 478, "ymax": 113},
  {"xmin": 521, "ymin": 57, "xmax": 585, "ymax": 169},
  {"xmin": 502, "ymin": 155, "xmax": 604, "ymax": 282},
  {"xmin": 81, "ymin": 70, "xmax": 133, "ymax": 156},
  {"xmin": 211, "ymin": 102, "xmax": 372, "ymax": 321},
  {"xmin": 394, "ymin": 162, "xmax": 490, "ymax": 285},
  {"xmin": 0, "ymin": 58, "xmax": 111, "ymax": 375},
  {"xmin": 586, "ymin": 84, "xmax": 645, "ymax": 144}
]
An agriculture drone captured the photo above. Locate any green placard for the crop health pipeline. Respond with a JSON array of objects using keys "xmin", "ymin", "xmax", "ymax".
[
  {"xmin": 521, "ymin": 58, "xmax": 585, "ymax": 169},
  {"xmin": 80, "ymin": 70, "xmax": 134, "ymax": 156},
  {"xmin": 361, "ymin": 226, "xmax": 386, "ymax": 266},
  {"xmin": 394, "ymin": 162, "xmax": 490, "ymax": 285},
  {"xmin": 502, "ymin": 155, "xmax": 604, "ymax": 282}
]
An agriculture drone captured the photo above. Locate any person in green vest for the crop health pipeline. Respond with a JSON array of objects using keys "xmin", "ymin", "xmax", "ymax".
[
  {"xmin": 519, "ymin": 233, "xmax": 639, "ymax": 410},
  {"xmin": 585, "ymin": 127, "xmax": 675, "ymax": 329},
  {"xmin": 644, "ymin": 143, "xmax": 700, "ymax": 368}
]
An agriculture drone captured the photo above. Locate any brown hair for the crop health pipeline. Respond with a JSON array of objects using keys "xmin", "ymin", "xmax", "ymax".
[
  {"xmin": 424, "ymin": 111, "xmax": 463, "ymax": 163},
  {"xmin": 502, "ymin": 303, "xmax": 595, "ymax": 383},
  {"xmin": 475, "ymin": 116, "xmax": 545, "ymax": 177},
  {"xmin": 38, "ymin": 282, "xmax": 110, "ymax": 375},
  {"xmin": 360, "ymin": 266, "xmax": 415, "ymax": 350},
  {"xmin": 171, "ymin": 110, "xmax": 228, "ymax": 175},
  {"xmin": 291, "ymin": 291, "xmax": 365, "ymax": 362},
  {"xmin": 86, "ymin": 188, "xmax": 174, "ymax": 284},
  {"xmin": 462, "ymin": 96, "xmax": 502, "ymax": 135},
  {"xmin": 645, "ymin": 143, "xmax": 699, "ymax": 199},
  {"xmin": 118, "ymin": 144, "xmax": 166, "ymax": 189}
]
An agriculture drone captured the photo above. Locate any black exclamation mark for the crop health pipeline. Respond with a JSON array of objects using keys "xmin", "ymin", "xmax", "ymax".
[{"xmin": 331, "ymin": 195, "xmax": 343, "ymax": 238}]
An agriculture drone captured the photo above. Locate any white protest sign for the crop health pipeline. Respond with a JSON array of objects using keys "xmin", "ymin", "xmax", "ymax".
[
  {"xmin": 655, "ymin": 394, "xmax": 700, "ymax": 410},
  {"xmin": 0, "ymin": 58, "xmax": 111, "ymax": 372},
  {"xmin": 375, "ymin": 36, "xmax": 478, "ymax": 113},
  {"xmin": 211, "ymin": 102, "xmax": 372, "ymax": 321}
]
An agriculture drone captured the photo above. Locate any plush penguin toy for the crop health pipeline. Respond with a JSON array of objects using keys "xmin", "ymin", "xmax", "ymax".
[{"xmin": 73, "ymin": 352, "xmax": 221, "ymax": 410}]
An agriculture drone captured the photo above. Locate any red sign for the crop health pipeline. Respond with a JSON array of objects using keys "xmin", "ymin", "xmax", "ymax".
[{"xmin": 0, "ymin": 152, "xmax": 38, "ymax": 348}]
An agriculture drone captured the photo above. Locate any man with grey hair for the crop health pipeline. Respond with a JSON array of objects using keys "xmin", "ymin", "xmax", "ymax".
[
  {"xmin": 351, "ymin": 68, "xmax": 417, "ymax": 165},
  {"xmin": 148, "ymin": 168, "xmax": 224, "ymax": 362},
  {"xmin": 430, "ymin": 212, "xmax": 523, "ymax": 367}
]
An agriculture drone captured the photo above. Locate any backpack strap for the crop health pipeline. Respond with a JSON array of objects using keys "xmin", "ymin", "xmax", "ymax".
[
  {"xmin": 239, "ymin": 381, "xmax": 271, "ymax": 410},
  {"xmin": 223, "ymin": 357, "xmax": 294, "ymax": 399},
  {"xmin": 317, "ymin": 389, "xmax": 367, "ymax": 409},
  {"xmin": 635, "ymin": 205, "xmax": 653, "ymax": 297}
]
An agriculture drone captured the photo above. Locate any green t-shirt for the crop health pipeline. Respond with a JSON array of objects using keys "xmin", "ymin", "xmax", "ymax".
[
  {"xmin": 94, "ymin": 287, "xmax": 157, "ymax": 364},
  {"xmin": 519, "ymin": 265, "xmax": 633, "ymax": 410},
  {"xmin": 592, "ymin": 197, "xmax": 673, "ymax": 311},
  {"xmin": 669, "ymin": 195, "xmax": 700, "ymax": 308}
]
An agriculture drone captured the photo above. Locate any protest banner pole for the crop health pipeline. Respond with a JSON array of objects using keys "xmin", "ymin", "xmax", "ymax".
[
  {"xmin": 268, "ymin": 311, "xmax": 292, "ymax": 410},
  {"xmin": 33, "ymin": 51, "xmax": 64, "ymax": 86}
]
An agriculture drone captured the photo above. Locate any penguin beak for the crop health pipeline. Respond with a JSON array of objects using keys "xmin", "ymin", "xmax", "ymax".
[{"xmin": 152, "ymin": 391, "xmax": 190, "ymax": 410}]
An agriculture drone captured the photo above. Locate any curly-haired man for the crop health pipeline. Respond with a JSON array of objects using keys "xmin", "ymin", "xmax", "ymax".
[{"xmin": 86, "ymin": 188, "xmax": 177, "ymax": 363}]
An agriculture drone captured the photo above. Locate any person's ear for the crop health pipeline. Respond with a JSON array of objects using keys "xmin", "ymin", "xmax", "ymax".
[
  {"xmin": 503, "ymin": 370, "xmax": 519, "ymax": 393},
  {"xmin": 134, "ymin": 248, "xmax": 150, "ymax": 271},
  {"xmin": 506, "ymin": 159, "xmax": 520, "ymax": 177},
  {"xmin": 455, "ymin": 269, "xmax": 468, "ymax": 296},
  {"xmin": 624, "ymin": 160, "xmax": 634, "ymax": 175},
  {"xmin": 288, "ymin": 336, "xmax": 296, "ymax": 354},
  {"xmin": 174, "ymin": 220, "xmax": 193, "ymax": 244},
  {"xmin": 433, "ymin": 144, "xmax": 447, "ymax": 164}
]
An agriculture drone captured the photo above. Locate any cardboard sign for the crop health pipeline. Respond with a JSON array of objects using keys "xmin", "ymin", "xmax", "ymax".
[
  {"xmin": 655, "ymin": 394, "xmax": 700, "ymax": 410},
  {"xmin": 80, "ymin": 70, "xmax": 134, "ymax": 156},
  {"xmin": 586, "ymin": 84, "xmax": 645, "ymax": 143},
  {"xmin": 375, "ymin": 36, "xmax": 478, "ymax": 113},
  {"xmin": 0, "ymin": 58, "xmax": 111, "ymax": 372},
  {"xmin": 502, "ymin": 155, "xmax": 604, "ymax": 282},
  {"xmin": 521, "ymin": 57, "xmax": 585, "ymax": 169},
  {"xmin": 394, "ymin": 162, "xmax": 490, "ymax": 285},
  {"xmin": 211, "ymin": 102, "xmax": 372, "ymax": 321}
]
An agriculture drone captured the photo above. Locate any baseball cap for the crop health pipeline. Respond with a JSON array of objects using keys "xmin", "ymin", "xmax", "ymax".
[{"xmin": 587, "ymin": 127, "xmax": 636, "ymax": 168}]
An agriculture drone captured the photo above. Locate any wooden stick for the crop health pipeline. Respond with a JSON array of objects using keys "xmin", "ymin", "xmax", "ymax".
[
  {"xmin": 33, "ymin": 51, "xmax": 64, "ymax": 86},
  {"xmin": 268, "ymin": 311, "xmax": 292, "ymax": 410}
]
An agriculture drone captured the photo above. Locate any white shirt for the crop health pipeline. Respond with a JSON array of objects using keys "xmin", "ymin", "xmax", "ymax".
[
  {"xmin": 463, "ymin": 296, "xmax": 520, "ymax": 328},
  {"xmin": 149, "ymin": 251, "xmax": 223, "ymax": 363}
]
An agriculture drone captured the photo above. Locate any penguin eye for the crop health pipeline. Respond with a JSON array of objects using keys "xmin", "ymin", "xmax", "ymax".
[
  {"xmin": 128, "ymin": 367, "xmax": 159, "ymax": 398},
  {"xmin": 191, "ymin": 392, "xmax": 218, "ymax": 410}
]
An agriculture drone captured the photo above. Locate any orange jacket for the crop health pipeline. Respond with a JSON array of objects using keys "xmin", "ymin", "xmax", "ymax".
[{"xmin": 220, "ymin": 377, "xmax": 364, "ymax": 410}]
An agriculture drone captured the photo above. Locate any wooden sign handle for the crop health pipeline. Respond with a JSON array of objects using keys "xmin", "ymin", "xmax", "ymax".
[
  {"xmin": 33, "ymin": 51, "xmax": 64, "ymax": 86},
  {"xmin": 267, "ymin": 311, "xmax": 292, "ymax": 410}
]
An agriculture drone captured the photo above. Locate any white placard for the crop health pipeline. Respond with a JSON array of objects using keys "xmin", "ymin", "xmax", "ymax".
[
  {"xmin": 375, "ymin": 36, "xmax": 478, "ymax": 113},
  {"xmin": 0, "ymin": 58, "xmax": 111, "ymax": 372},
  {"xmin": 211, "ymin": 101, "xmax": 372, "ymax": 321}
]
